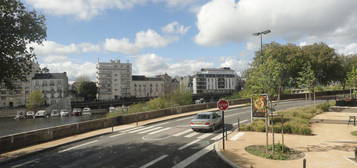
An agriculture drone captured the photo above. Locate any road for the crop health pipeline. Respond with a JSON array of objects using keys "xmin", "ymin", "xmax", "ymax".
[{"xmin": 1, "ymin": 99, "xmax": 324, "ymax": 168}]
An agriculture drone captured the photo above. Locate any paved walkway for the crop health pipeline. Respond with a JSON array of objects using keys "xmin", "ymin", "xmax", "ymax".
[
  {"xmin": 0, "ymin": 104, "xmax": 248, "ymax": 162},
  {"xmin": 219, "ymin": 111, "xmax": 357, "ymax": 168}
]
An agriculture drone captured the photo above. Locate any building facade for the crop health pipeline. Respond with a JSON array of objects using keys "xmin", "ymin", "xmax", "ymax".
[
  {"xmin": 192, "ymin": 67, "xmax": 240, "ymax": 94},
  {"xmin": 131, "ymin": 75, "xmax": 164, "ymax": 98},
  {"xmin": 31, "ymin": 72, "xmax": 69, "ymax": 105},
  {"xmin": 156, "ymin": 73, "xmax": 179, "ymax": 95},
  {"xmin": 96, "ymin": 60, "xmax": 132, "ymax": 100},
  {"xmin": 0, "ymin": 63, "xmax": 40, "ymax": 108}
]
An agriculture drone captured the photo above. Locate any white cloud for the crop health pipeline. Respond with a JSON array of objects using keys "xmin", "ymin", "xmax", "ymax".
[
  {"xmin": 104, "ymin": 29, "xmax": 177, "ymax": 54},
  {"xmin": 42, "ymin": 60, "xmax": 97, "ymax": 81},
  {"xmin": 26, "ymin": 0, "xmax": 200, "ymax": 20},
  {"xmin": 42, "ymin": 55, "xmax": 69, "ymax": 63},
  {"xmin": 219, "ymin": 56, "xmax": 250, "ymax": 75},
  {"xmin": 31, "ymin": 41, "xmax": 100, "ymax": 56},
  {"xmin": 133, "ymin": 53, "xmax": 214, "ymax": 76},
  {"xmin": 195, "ymin": 0, "xmax": 357, "ymax": 46},
  {"xmin": 162, "ymin": 22, "xmax": 191, "ymax": 35}
]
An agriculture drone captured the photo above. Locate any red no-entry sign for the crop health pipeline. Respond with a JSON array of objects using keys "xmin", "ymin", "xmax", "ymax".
[{"xmin": 217, "ymin": 99, "xmax": 229, "ymax": 111}]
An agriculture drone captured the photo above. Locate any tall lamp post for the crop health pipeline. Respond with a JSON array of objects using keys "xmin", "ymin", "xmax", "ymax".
[{"xmin": 253, "ymin": 29, "xmax": 271, "ymax": 56}]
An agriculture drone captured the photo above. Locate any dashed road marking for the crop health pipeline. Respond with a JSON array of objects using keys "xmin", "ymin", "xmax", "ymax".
[
  {"xmin": 110, "ymin": 133, "xmax": 126, "ymax": 138},
  {"xmin": 178, "ymin": 139, "xmax": 201, "ymax": 150},
  {"xmin": 172, "ymin": 143, "xmax": 215, "ymax": 168},
  {"xmin": 173, "ymin": 129, "xmax": 193, "ymax": 137},
  {"xmin": 139, "ymin": 154, "xmax": 168, "ymax": 168},
  {"xmin": 184, "ymin": 132, "xmax": 199, "ymax": 138},
  {"xmin": 148, "ymin": 127, "xmax": 171, "ymax": 135},
  {"xmin": 197, "ymin": 133, "xmax": 213, "ymax": 139},
  {"xmin": 58, "ymin": 140, "xmax": 98, "ymax": 153},
  {"xmin": 138, "ymin": 127, "xmax": 162, "ymax": 134},
  {"xmin": 11, "ymin": 159, "xmax": 39, "ymax": 168},
  {"xmin": 129, "ymin": 126, "xmax": 156, "ymax": 133}
]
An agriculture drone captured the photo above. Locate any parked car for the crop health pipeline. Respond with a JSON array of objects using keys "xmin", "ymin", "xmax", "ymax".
[
  {"xmin": 26, "ymin": 111, "xmax": 35, "ymax": 119},
  {"xmin": 190, "ymin": 112, "xmax": 222, "ymax": 132},
  {"xmin": 109, "ymin": 106, "xmax": 116, "ymax": 113},
  {"xmin": 35, "ymin": 110, "xmax": 49, "ymax": 118},
  {"xmin": 60, "ymin": 109, "xmax": 70, "ymax": 117},
  {"xmin": 50, "ymin": 109, "xmax": 60, "ymax": 117},
  {"xmin": 14, "ymin": 111, "xmax": 26, "ymax": 120},
  {"xmin": 82, "ymin": 107, "xmax": 92, "ymax": 115},
  {"xmin": 72, "ymin": 108, "xmax": 82, "ymax": 116}
]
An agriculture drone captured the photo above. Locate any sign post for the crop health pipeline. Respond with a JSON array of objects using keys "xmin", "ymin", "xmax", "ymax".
[{"xmin": 217, "ymin": 99, "xmax": 229, "ymax": 150}]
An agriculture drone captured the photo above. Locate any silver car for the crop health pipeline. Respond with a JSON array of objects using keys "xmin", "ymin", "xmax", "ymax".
[{"xmin": 190, "ymin": 112, "xmax": 222, "ymax": 131}]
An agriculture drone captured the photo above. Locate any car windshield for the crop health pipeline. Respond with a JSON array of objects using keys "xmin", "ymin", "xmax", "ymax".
[{"xmin": 196, "ymin": 114, "xmax": 211, "ymax": 119}]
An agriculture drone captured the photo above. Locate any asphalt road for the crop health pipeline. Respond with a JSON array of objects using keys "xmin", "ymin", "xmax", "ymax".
[{"xmin": 1, "ymin": 99, "xmax": 324, "ymax": 168}]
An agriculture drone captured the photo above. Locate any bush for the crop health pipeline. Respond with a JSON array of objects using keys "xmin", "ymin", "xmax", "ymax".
[{"xmin": 241, "ymin": 102, "xmax": 332, "ymax": 135}]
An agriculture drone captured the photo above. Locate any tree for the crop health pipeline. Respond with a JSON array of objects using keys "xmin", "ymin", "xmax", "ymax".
[
  {"xmin": 73, "ymin": 75, "xmax": 91, "ymax": 92},
  {"xmin": 0, "ymin": 0, "xmax": 47, "ymax": 88},
  {"xmin": 297, "ymin": 63, "xmax": 317, "ymax": 99},
  {"xmin": 78, "ymin": 81, "xmax": 98, "ymax": 101},
  {"xmin": 40, "ymin": 67, "xmax": 49, "ymax": 73},
  {"xmin": 346, "ymin": 66, "xmax": 357, "ymax": 98},
  {"xmin": 26, "ymin": 90, "xmax": 45, "ymax": 110}
]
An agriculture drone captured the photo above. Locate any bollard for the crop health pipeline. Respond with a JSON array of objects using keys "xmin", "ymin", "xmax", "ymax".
[
  {"xmin": 355, "ymin": 147, "xmax": 357, "ymax": 161},
  {"xmin": 238, "ymin": 117, "xmax": 240, "ymax": 131},
  {"xmin": 303, "ymin": 158, "xmax": 306, "ymax": 168}
]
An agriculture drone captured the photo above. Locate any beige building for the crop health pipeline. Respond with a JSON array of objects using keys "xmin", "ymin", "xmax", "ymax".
[
  {"xmin": 0, "ymin": 63, "xmax": 40, "ymax": 108},
  {"xmin": 31, "ymin": 72, "xmax": 69, "ymax": 105},
  {"xmin": 96, "ymin": 60, "xmax": 132, "ymax": 100},
  {"xmin": 131, "ymin": 75, "xmax": 164, "ymax": 98}
]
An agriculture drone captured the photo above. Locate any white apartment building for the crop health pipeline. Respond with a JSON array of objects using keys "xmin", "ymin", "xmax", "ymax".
[
  {"xmin": 131, "ymin": 76, "xmax": 164, "ymax": 98},
  {"xmin": 0, "ymin": 63, "xmax": 40, "ymax": 108},
  {"xmin": 96, "ymin": 60, "xmax": 132, "ymax": 100},
  {"xmin": 192, "ymin": 67, "xmax": 240, "ymax": 94},
  {"xmin": 31, "ymin": 72, "xmax": 69, "ymax": 105}
]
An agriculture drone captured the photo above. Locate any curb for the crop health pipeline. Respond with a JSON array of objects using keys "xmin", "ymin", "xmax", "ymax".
[
  {"xmin": 0, "ymin": 132, "xmax": 112, "ymax": 166},
  {"xmin": 213, "ymin": 129, "xmax": 240, "ymax": 168}
]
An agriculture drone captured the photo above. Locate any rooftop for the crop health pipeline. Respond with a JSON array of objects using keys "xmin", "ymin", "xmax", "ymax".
[
  {"xmin": 132, "ymin": 75, "xmax": 163, "ymax": 81},
  {"xmin": 32, "ymin": 73, "xmax": 67, "ymax": 80}
]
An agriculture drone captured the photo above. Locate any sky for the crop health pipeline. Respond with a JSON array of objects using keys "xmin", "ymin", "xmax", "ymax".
[{"xmin": 23, "ymin": 0, "xmax": 357, "ymax": 82}]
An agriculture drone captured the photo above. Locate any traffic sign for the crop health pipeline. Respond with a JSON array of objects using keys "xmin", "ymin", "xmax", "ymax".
[{"xmin": 217, "ymin": 99, "xmax": 229, "ymax": 111}]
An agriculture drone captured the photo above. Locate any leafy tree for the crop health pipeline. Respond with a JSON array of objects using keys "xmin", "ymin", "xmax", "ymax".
[
  {"xmin": 26, "ymin": 90, "xmax": 45, "ymax": 110},
  {"xmin": 346, "ymin": 66, "xmax": 357, "ymax": 98},
  {"xmin": 245, "ymin": 58, "xmax": 284, "ymax": 99},
  {"xmin": 40, "ymin": 67, "xmax": 49, "ymax": 73},
  {"xmin": 73, "ymin": 75, "xmax": 91, "ymax": 93},
  {"xmin": 297, "ymin": 63, "xmax": 316, "ymax": 99},
  {"xmin": 78, "ymin": 81, "xmax": 97, "ymax": 101},
  {"xmin": 0, "ymin": 0, "xmax": 46, "ymax": 88}
]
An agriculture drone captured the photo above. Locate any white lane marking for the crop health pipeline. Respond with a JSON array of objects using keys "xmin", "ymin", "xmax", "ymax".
[
  {"xmin": 178, "ymin": 139, "xmax": 201, "ymax": 150},
  {"xmin": 197, "ymin": 133, "xmax": 213, "ymax": 139},
  {"xmin": 139, "ymin": 154, "xmax": 168, "ymax": 168},
  {"xmin": 138, "ymin": 127, "xmax": 162, "ymax": 134},
  {"xmin": 230, "ymin": 132, "xmax": 245, "ymax": 141},
  {"xmin": 121, "ymin": 126, "xmax": 143, "ymax": 132},
  {"xmin": 172, "ymin": 143, "xmax": 215, "ymax": 168},
  {"xmin": 184, "ymin": 132, "xmax": 199, "ymax": 138},
  {"xmin": 58, "ymin": 140, "xmax": 98, "ymax": 153},
  {"xmin": 152, "ymin": 122, "xmax": 169, "ymax": 127},
  {"xmin": 232, "ymin": 120, "xmax": 249, "ymax": 126},
  {"xmin": 173, "ymin": 129, "xmax": 193, "ymax": 137},
  {"xmin": 11, "ymin": 159, "xmax": 39, "ymax": 168},
  {"xmin": 148, "ymin": 127, "xmax": 171, "ymax": 135},
  {"xmin": 129, "ymin": 126, "xmax": 156, "ymax": 133},
  {"xmin": 110, "ymin": 133, "xmax": 126, "ymax": 138},
  {"xmin": 175, "ymin": 117, "xmax": 193, "ymax": 121},
  {"xmin": 210, "ymin": 134, "xmax": 222, "ymax": 141}
]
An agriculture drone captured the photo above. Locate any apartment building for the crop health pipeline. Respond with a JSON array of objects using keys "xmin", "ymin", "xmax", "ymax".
[
  {"xmin": 131, "ymin": 75, "xmax": 164, "ymax": 98},
  {"xmin": 96, "ymin": 60, "xmax": 132, "ymax": 100},
  {"xmin": 192, "ymin": 67, "xmax": 240, "ymax": 94},
  {"xmin": 31, "ymin": 72, "xmax": 69, "ymax": 105},
  {"xmin": 0, "ymin": 63, "xmax": 40, "ymax": 108}
]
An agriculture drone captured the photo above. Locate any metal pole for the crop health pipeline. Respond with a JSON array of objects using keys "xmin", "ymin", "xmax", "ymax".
[
  {"xmin": 303, "ymin": 158, "xmax": 306, "ymax": 168},
  {"xmin": 238, "ymin": 117, "xmax": 240, "ymax": 131},
  {"xmin": 222, "ymin": 110, "xmax": 225, "ymax": 150}
]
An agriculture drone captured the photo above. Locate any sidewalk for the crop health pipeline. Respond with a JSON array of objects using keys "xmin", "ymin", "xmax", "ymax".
[
  {"xmin": 219, "ymin": 111, "xmax": 357, "ymax": 168},
  {"xmin": 0, "ymin": 103, "xmax": 248, "ymax": 163}
]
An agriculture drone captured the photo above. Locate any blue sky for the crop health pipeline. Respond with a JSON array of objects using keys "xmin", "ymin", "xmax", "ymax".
[{"xmin": 24, "ymin": 0, "xmax": 357, "ymax": 81}]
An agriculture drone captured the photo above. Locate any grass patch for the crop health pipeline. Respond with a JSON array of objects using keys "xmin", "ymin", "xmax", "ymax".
[
  {"xmin": 245, "ymin": 144, "xmax": 304, "ymax": 160},
  {"xmin": 241, "ymin": 101, "xmax": 333, "ymax": 135},
  {"xmin": 351, "ymin": 131, "xmax": 357, "ymax": 136},
  {"xmin": 106, "ymin": 91, "xmax": 192, "ymax": 118}
]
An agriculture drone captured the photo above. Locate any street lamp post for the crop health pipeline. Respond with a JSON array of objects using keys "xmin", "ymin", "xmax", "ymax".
[{"xmin": 253, "ymin": 29, "xmax": 271, "ymax": 56}]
